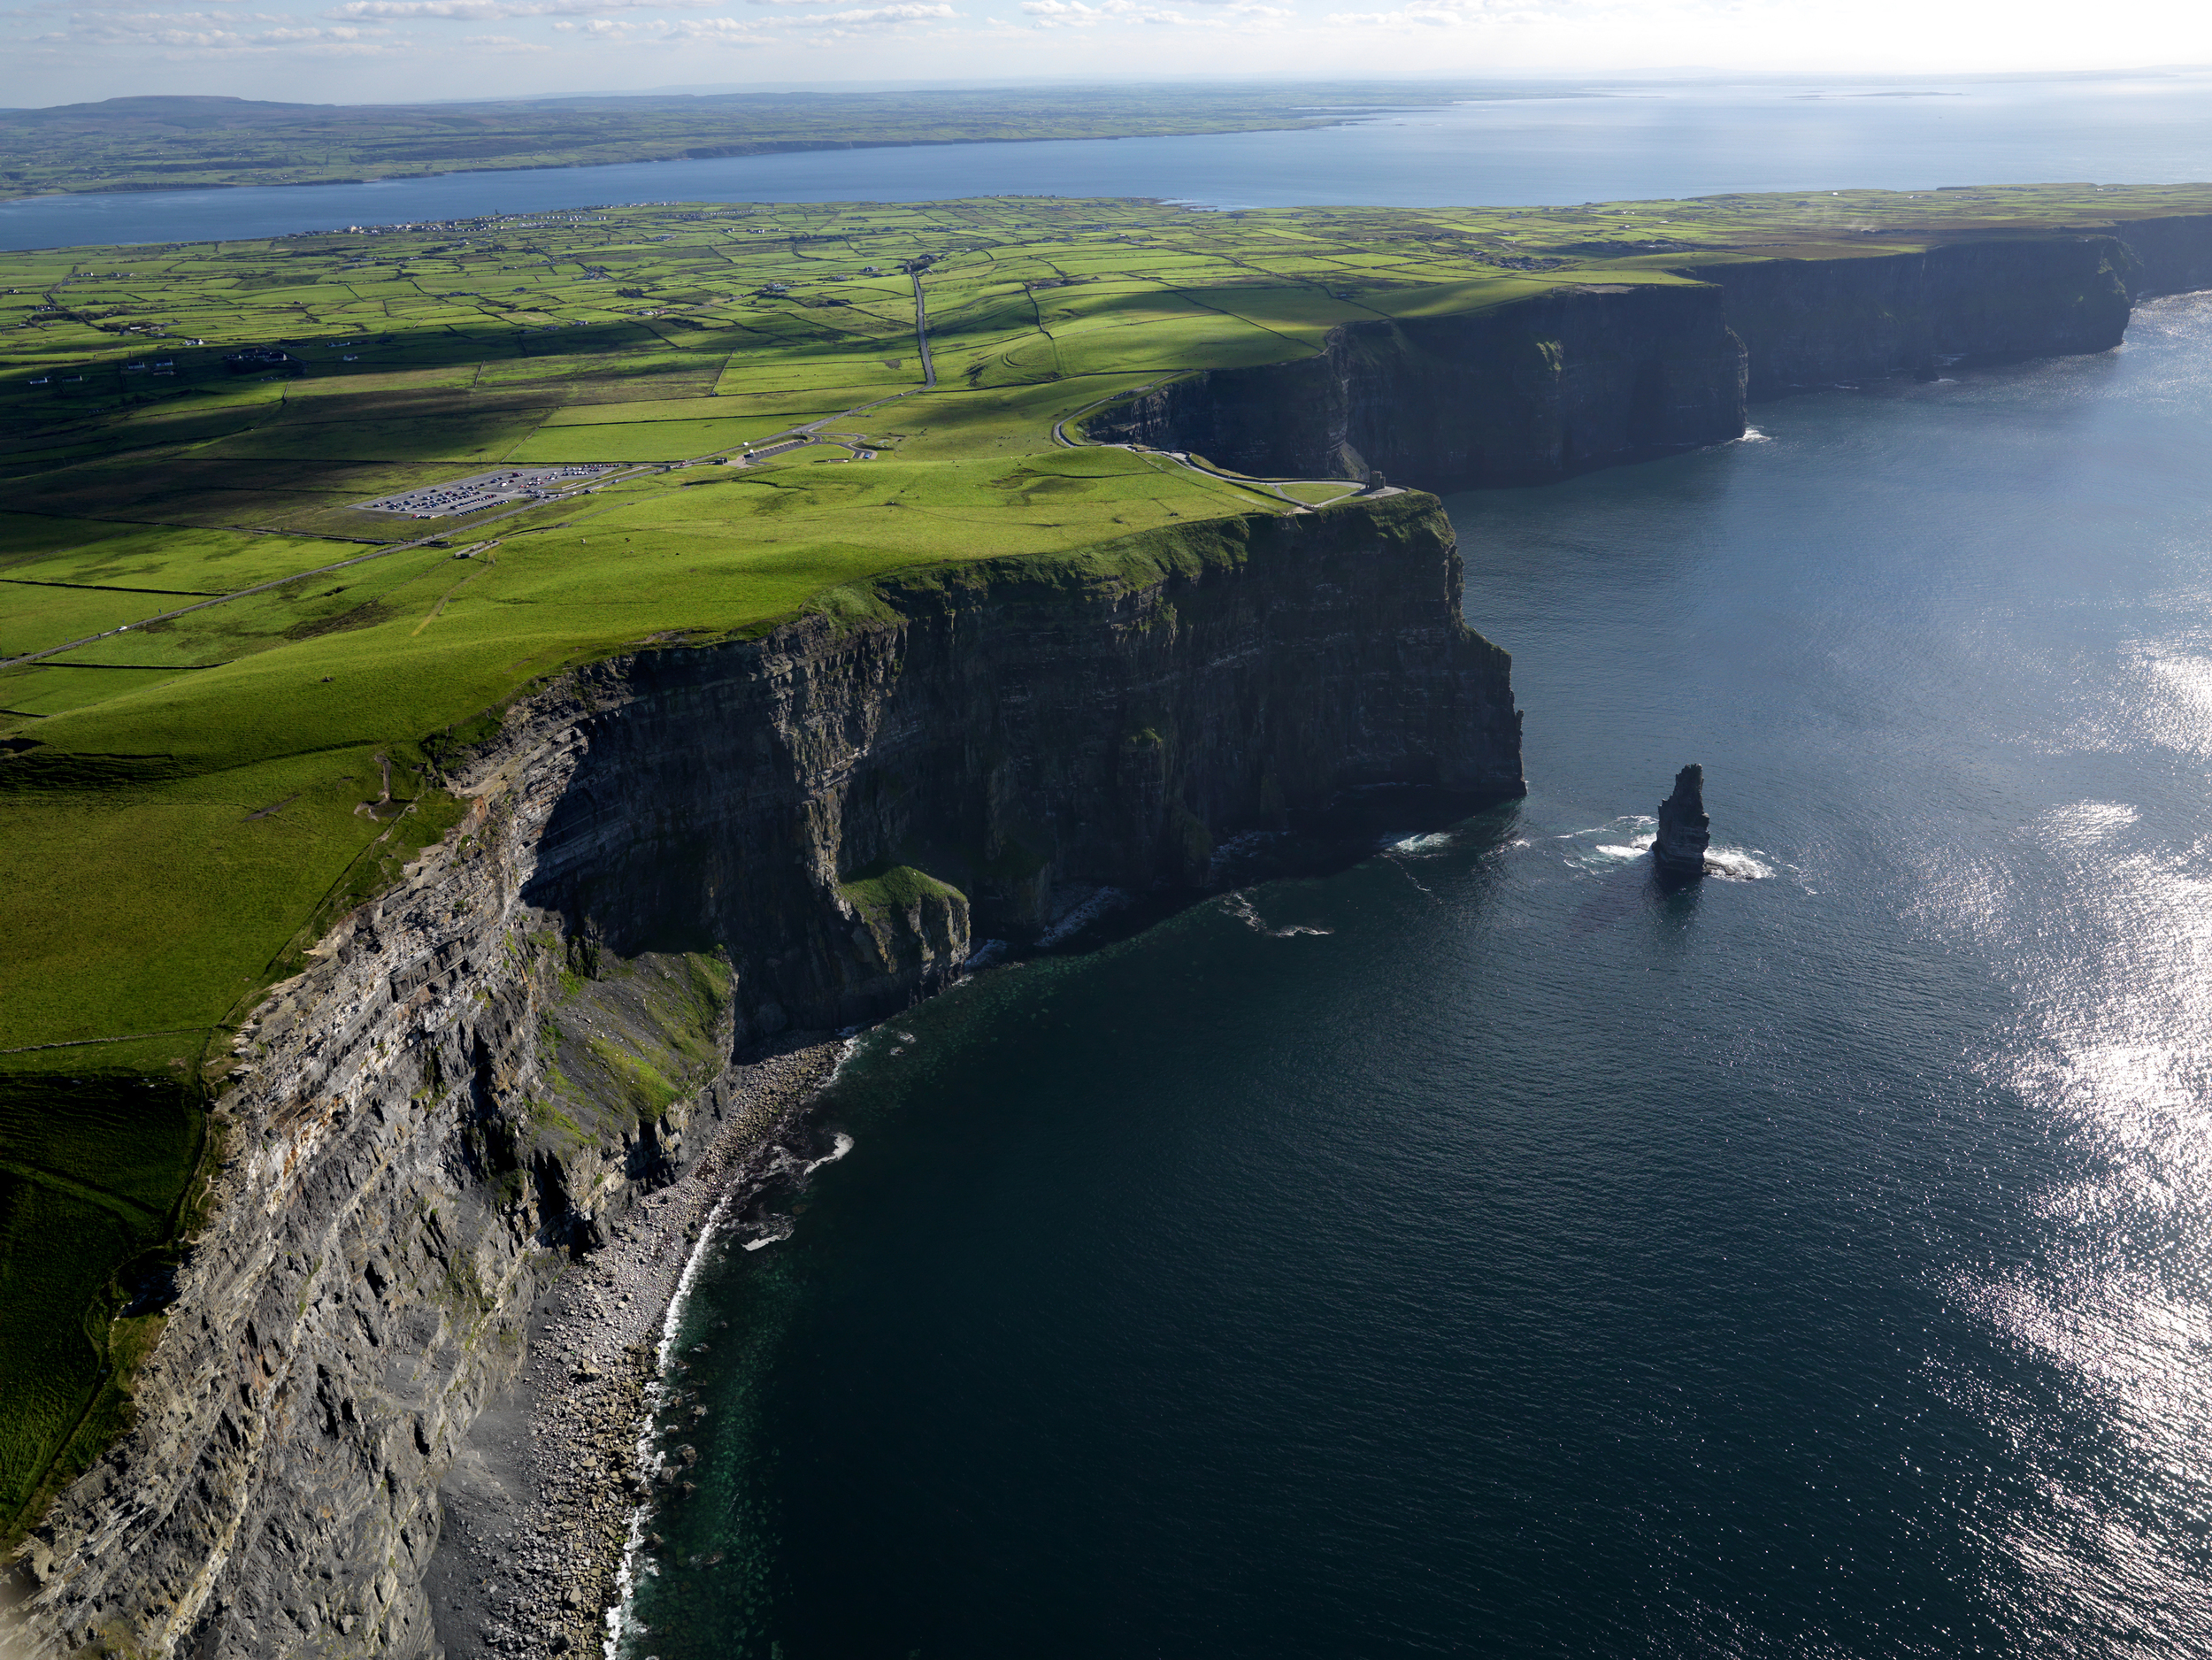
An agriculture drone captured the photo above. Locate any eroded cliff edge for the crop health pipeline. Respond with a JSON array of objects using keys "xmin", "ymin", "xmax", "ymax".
[
  {"xmin": 1087, "ymin": 227, "xmax": 2177, "ymax": 483},
  {"xmin": 4, "ymin": 494, "xmax": 1520, "ymax": 1659},
  {"xmin": 1087, "ymin": 281, "xmax": 1749, "ymax": 488},
  {"xmin": 1679, "ymin": 233, "xmax": 2137, "ymax": 398}
]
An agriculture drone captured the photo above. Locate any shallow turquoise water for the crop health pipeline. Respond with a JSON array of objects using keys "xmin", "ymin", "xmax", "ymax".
[
  {"xmin": 8, "ymin": 70, "xmax": 2212, "ymax": 249},
  {"xmin": 622, "ymin": 294, "xmax": 2212, "ymax": 1658}
]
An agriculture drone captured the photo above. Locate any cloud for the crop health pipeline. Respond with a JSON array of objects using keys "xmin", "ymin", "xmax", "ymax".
[
  {"xmin": 810, "ymin": 1, "xmax": 950, "ymax": 16},
  {"xmin": 1318, "ymin": 0, "xmax": 1561, "ymax": 21},
  {"xmin": 1019, "ymin": 0, "xmax": 1133, "ymax": 24},
  {"xmin": 545, "ymin": 1, "xmax": 945, "ymax": 35},
  {"xmin": 329, "ymin": 0, "xmax": 943, "ymax": 19},
  {"xmin": 66, "ymin": 7, "xmax": 293, "ymax": 25},
  {"xmin": 56, "ymin": 9, "xmax": 397, "ymax": 43},
  {"xmin": 1020, "ymin": 0, "xmax": 1285, "ymax": 24},
  {"xmin": 330, "ymin": 0, "xmax": 719, "ymax": 17}
]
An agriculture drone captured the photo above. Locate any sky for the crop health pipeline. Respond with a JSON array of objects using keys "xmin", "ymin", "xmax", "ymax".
[{"xmin": 6, "ymin": 0, "xmax": 2212, "ymax": 107}]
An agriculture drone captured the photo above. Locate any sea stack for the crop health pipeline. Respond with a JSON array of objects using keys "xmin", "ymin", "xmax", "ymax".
[{"xmin": 1654, "ymin": 764, "xmax": 1711, "ymax": 875}]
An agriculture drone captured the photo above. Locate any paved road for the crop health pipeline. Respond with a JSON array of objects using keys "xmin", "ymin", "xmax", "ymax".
[{"xmin": 911, "ymin": 270, "xmax": 937, "ymax": 389}]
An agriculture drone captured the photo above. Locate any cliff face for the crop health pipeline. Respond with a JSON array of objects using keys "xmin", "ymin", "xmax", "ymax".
[
  {"xmin": 1093, "ymin": 232, "xmax": 2172, "ymax": 484},
  {"xmin": 2102, "ymin": 212, "xmax": 2212, "ymax": 297},
  {"xmin": 1678, "ymin": 234, "xmax": 2138, "ymax": 398},
  {"xmin": 1086, "ymin": 283, "xmax": 1748, "ymax": 489},
  {"xmin": 518, "ymin": 496, "xmax": 1520, "ymax": 1033},
  {"xmin": 4, "ymin": 496, "xmax": 1521, "ymax": 1659}
]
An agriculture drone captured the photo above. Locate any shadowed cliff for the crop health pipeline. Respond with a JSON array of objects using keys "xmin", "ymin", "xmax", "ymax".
[
  {"xmin": 1086, "ymin": 282, "xmax": 1747, "ymax": 488},
  {"xmin": 2, "ymin": 494, "xmax": 1519, "ymax": 1659},
  {"xmin": 1086, "ymin": 229, "xmax": 2172, "ymax": 485}
]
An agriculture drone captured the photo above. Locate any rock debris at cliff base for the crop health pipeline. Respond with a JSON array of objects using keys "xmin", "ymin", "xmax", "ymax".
[{"xmin": 426, "ymin": 1038, "xmax": 843, "ymax": 1660}]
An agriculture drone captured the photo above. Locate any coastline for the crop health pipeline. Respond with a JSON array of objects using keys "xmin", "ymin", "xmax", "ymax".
[{"xmin": 420, "ymin": 1034, "xmax": 849, "ymax": 1660}]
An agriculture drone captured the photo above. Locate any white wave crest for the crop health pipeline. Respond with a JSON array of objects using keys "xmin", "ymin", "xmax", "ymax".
[
  {"xmin": 1702, "ymin": 847, "xmax": 1774, "ymax": 881},
  {"xmin": 741, "ymin": 1218, "xmax": 795, "ymax": 1252},
  {"xmin": 803, "ymin": 1132, "xmax": 855, "ymax": 1178},
  {"xmin": 1389, "ymin": 831, "xmax": 1455, "ymax": 855},
  {"xmin": 1223, "ymin": 893, "xmax": 1333, "ymax": 936}
]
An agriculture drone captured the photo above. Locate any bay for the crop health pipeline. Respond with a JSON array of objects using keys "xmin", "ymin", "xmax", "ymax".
[
  {"xmin": 624, "ymin": 293, "xmax": 2212, "ymax": 1657},
  {"xmin": 7, "ymin": 69, "xmax": 2212, "ymax": 250}
]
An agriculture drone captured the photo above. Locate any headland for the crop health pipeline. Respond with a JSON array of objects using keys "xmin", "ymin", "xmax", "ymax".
[{"xmin": 4, "ymin": 182, "xmax": 2212, "ymax": 1659}]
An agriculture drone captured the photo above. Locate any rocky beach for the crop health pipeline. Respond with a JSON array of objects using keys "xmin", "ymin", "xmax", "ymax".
[{"xmin": 422, "ymin": 1037, "xmax": 848, "ymax": 1660}]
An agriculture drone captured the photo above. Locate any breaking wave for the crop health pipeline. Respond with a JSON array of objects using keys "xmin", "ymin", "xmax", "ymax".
[{"xmin": 1223, "ymin": 893, "xmax": 1333, "ymax": 936}]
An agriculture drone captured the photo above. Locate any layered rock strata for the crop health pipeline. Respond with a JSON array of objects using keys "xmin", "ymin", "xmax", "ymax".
[
  {"xmin": 1678, "ymin": 234, "xmax": 2138, "ymax": 398},
  {"xmin": 1085, "ymin": 282, "xmax": 1749, "ymax": 489},
  {"xmin": 1091, "ymin": 228, "xmax": 2197, "ymax": 486},
  {"xmin": 3, "ymin": 495, "xmax": 1522, "ymax": 1659}
]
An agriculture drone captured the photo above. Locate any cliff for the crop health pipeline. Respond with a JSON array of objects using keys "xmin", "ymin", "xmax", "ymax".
[
  {"xmin": 1085, "ymin": 282, "xmax": 1748, "ymax": 489},
  {"xmin": 2, "ymin": 495, "xmax": 1521, "ymax": 1658},
  {"xmin": 1677, "ymin": 234, "xmax": 2139, "ymax": 398},
  {"xmin": 1088, "ymin": 228, "xmax": 2183, "ymax": 483},
  {"xmin": 2091, "ymin": 211, "xmax": 2212, "ymax": 298}
]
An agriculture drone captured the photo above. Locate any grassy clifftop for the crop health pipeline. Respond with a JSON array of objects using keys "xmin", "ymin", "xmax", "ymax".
[
  {"xmin": 9, "ymin": 178, "xmax": 2212, "ymax": 1056},
  {"xmin": 4, "ymin": 181, "xmax": 2212, "ymax": 1541}
]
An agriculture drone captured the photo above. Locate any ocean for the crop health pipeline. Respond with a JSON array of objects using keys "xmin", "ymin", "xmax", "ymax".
[
  {"xmin": 7, "ymin": 69, "xmax": 2212, "ymax": 250},
  {"xmin": 620, "ymin": 293, "xmax": 2212, "ymax": 1657}
]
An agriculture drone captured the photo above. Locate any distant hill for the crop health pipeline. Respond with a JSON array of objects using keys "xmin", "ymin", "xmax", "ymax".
[{"xmin": 0, "ymin": 83, "xmax": 1531, "ymax": 200}]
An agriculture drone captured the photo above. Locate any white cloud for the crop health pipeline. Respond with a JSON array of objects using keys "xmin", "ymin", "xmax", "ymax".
[
  {"xmin": 330, "ymin": 0, "xmax": 721, "ymax": 17},
  {"xmin": 67, "ymin": 8, "xmax": 292, "ymax": 25},
  {"xmin": 835, "ymin": 1, "xmax": 946, "ymax": 13},
  {"xmin": 546, "ymin": 2, "xmax": 943, "ymax": 35},
  {"xmin": 55, "ymin": 9, "xmax": 399, "ymax": 44},
  {"xmin": 20, "ymin": 0, "xmax": 2212, "ymax": 106},
  {"xmin": 1020, "ymin": 0, "xmax": 1285, "ymax": 24},
  {"xmin": 1019, "ymin": 0, "xmax": 1103, "ymax": 21},
  {"xmin": 1317, "ymin": 0, "xmax": 1654, "ymax": 26},
  {"xmin": 1320, "ymin": 0, "xmax": 1519, "ymax": 21},
  {"xmin": 329, "ymin": 0, "xmax": 941, "ymax": 19}
]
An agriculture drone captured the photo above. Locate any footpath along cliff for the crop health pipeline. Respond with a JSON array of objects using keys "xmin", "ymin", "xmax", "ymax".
[{"xmin": 3, "ymin": 496, "xmax": 1521, "ymax": 1659}]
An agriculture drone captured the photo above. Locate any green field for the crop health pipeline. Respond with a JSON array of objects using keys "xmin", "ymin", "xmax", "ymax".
[{"xmin": 4, "ymin": 180, "xmax": 2212, "ymax": 1540}]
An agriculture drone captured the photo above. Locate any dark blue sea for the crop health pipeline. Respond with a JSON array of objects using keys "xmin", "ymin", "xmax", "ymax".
[
  {"xmin": 5, "ymin": 69, "xmax": 2212, "ymax": 249},
  {"xmin": 618, "ymin": 293, "xmax": 2212, "ymax": 1658}
]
